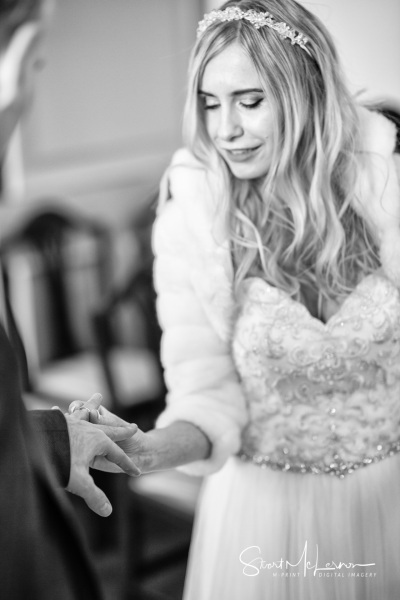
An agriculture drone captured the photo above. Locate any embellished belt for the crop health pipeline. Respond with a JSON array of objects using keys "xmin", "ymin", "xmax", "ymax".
[{"xmin": 239, "ymin": 440, "xmax": 400, "ymax": 479}]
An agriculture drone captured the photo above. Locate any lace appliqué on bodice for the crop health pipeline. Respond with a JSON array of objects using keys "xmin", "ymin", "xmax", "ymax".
[{"xmin": 232, "ymin": 274, "xmax": 400, "ymax": 478}]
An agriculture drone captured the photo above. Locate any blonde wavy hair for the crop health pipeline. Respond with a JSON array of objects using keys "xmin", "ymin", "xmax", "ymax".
[{"xmin": 183, "ymin": 0, "xmax": 379, "ymax": 308}]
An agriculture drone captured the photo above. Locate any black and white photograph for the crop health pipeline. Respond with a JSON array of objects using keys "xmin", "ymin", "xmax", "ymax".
[{"xmin": 0, "ymin": 1, "xmax": 399, "ymax": 599}]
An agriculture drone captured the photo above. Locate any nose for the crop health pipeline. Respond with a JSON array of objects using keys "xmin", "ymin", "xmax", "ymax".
[{"xmin": 217, "ymin": 106, "xmax": 243, "ymax": 141}]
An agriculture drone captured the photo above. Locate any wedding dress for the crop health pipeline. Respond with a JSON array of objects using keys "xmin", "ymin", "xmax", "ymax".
[{"xmin": 184, "ymin": 273, "xmax": 400, "ymax": 600}]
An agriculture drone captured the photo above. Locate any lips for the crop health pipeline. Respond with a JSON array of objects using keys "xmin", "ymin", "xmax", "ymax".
[{"xmin": 222, "ymin": 145, "xmax": 262, "ymax": 162}]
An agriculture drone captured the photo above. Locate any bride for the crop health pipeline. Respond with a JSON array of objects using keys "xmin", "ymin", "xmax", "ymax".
[{"xmin": 78, "ymin": 1, "xmax": 400, "ymax": 598}]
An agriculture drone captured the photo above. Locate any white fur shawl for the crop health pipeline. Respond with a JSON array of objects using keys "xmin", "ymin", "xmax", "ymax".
[{"xmin": 157, "ymin": 106, "xmax": 400, "ymax": 344}]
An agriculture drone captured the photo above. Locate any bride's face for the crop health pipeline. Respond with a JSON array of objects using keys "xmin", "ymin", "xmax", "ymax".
[{"xmin": 199, "ymin": 42, "xmax": 274, "ymax": 180}]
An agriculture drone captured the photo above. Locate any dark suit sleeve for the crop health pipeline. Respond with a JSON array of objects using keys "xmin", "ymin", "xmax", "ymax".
[
  {"xmin": 0, "ymin": 324, "xmax": 104, "ymax": 599},
  {"xmin": 29, "ymin": 410, "xmax": 71, "ymax": 488}
]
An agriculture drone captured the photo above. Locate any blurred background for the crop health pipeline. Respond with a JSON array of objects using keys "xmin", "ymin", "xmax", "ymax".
[{"xmin": 0, "ymin": 0, "xmax": 399, "ymax": 599}]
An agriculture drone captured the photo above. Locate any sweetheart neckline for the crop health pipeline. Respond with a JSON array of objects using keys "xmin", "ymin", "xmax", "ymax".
[{"xmin": 242, "ymin": 271, "xmax": 395, "ymax": 329}]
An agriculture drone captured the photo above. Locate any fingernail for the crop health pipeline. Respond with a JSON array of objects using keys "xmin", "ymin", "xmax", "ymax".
[
  {"xmin": 101, "ymin": 502, "xmax": 112, "ymax": 516},
  {"xmin": 91, "ymin": 393, "xmax": 103, "ymax": 401},
  {"xmin": 129, "ymin": 468, "xmax": 141, "ymax": 477}
]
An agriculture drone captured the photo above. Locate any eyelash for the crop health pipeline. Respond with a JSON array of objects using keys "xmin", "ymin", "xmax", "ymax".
[{"xmin": 203, "ymin": 98, "xmax": 263, "ymax": 111}]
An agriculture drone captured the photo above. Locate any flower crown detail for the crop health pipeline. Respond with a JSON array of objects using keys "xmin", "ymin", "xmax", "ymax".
[{"xmin": 197, "ymin": 7, "xmax": 310, "ymax": 55}]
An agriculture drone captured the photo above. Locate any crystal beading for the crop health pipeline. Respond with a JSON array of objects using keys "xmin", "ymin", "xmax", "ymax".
[
  {"xmin": 197, "ymin": 7, "xmax": 310, "ymax": 55},
  {"xmin": 232, "ymin": 274, "xmax": 400, "ymax": 481},
  {"xmin": 239, "ymin": 438, "xmax": 400, "ymax": 479}
]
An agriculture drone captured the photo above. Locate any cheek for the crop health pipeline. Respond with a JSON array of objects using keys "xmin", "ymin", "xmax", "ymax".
[
  {"xmin": 255, "ymin": 119, "xmax": 271, "ymax": 140},
  {"xmin": 204, "ymin": 112, "xmax": 217, "ymax": 140},
  {"xmin": 245, "ymin": 111, "xmax": 273, "ymax": 140}
]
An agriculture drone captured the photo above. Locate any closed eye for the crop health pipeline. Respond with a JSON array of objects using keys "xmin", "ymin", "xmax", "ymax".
[
  {"xmin": 240, "ymin": 98, "xmax": 263, "ymax": 109},
  {"xmin": 199, "ymin": 93, "xmax": 264, "ymax": 111},
  {"xmin": 201, "ymin": 99, "xmax": 262, "ymax": 111},
  {"xmin": 199, "ymin": 94, "xmax": 219, "ymax": 110}
]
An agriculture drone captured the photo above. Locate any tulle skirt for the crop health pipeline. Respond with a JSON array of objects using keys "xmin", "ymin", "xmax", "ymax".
[{"xmin": 184, "ymin": 455, "xmax": 400, "ymax": 600}]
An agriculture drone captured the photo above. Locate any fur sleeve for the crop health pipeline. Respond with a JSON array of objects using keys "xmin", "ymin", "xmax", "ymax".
[{"xmin": 153, "ymin": 149, "xmax": 248, "ymax": 476}]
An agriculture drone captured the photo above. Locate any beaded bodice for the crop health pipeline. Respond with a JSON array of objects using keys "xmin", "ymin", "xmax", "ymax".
[{"xmin": 232, "ymin": 274, "xmax": 400, "ymax": 477}]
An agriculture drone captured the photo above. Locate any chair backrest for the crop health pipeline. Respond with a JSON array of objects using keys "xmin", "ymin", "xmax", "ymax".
[
  {"xmin": 91, "ymin": 195, "xmax": 165, "ymax": 415},
  {"xmin": 108, "ymin": 197, "xmax": 160, "ymax": 350},
  {"xmin": 0, "ymin": 203, "xmax": 112, "ymax": 369}
]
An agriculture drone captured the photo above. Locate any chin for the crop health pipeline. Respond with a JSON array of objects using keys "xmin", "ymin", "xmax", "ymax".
[{"xmin": 228, "ymin": 163, "xmax": 268, "ymax": 180}]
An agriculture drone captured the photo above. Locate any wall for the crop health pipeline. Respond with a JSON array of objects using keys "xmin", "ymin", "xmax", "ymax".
[
  {"xmin": 203, "ymin": 0, "xmax": 400, "ymax": 103},
  {"xmin": 3, "ymin": 0, "xmax": 202, "ymax": 224},
  {"xmin": 1, "ymin": 1, "xmax": 204, "ymax": 362}
]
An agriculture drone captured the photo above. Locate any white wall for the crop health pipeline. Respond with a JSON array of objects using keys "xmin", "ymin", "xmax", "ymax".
[
  {"xmin": 4, "ymin": 0, "xmax": 202, "ymax": 218},
  {"xmin": 203, "ymin": 0, "xmax": 400, "ymax": 103}
]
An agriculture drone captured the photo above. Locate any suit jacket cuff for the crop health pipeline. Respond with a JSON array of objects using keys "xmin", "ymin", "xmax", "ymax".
[{"xmin": 29, "ymin": 410, "xmax": 71, "ymax": 488}]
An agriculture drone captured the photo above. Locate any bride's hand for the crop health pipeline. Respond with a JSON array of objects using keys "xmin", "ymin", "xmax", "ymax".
[
  {"xmin": 90, "ymin": 406, "xmax": 148, "ymax": 465},
  {"xmin": 68, "ymin": 395, "xmax": 151, "ymax": 473},
  {"xmin": 67, "ymin": 392, "xmax": 104, "ymax": 423}
]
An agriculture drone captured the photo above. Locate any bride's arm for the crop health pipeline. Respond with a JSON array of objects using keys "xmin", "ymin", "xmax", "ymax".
[
  {"xmin": 77, "ymin": 407, "xmax": 212, "ymax": 474},
  {"xmin": 149, "ymin": 154, "xmax": 248, "ymax": 476},
  {"xmin": 138, "ymin": 421, "xmax": 212, "ymax": 472}
]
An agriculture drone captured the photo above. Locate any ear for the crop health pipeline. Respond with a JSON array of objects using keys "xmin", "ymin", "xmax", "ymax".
[{"xmin": 0, "ymin": 23, "xmax": 40, "ymax": 111}]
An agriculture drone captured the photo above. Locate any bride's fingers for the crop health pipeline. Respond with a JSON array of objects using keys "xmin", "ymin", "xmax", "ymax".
[
  {"xmin": 74, "ymin": 393, "xmax": 103, "ymax": 423},
  {"xmin": 68, "ymin": 394, "xmax": 103, "ymax": 421},
  {"xmin": 88, "ymin": 406, "xmax": 103, "ymax": 424},
  {"xmin": 83, "ymin": 393, "xmax": 103, "ymax": 411},
  {"xmin": 81, "ymin": 393, "xmax": 102, "ymax": 423},
  {"xmin": 92, "ymin": 405, "xmax": 131, "ymax": 427},
  {"xmin": 86, "ymin": 393, "xmax": 103, "ymax": 407},
  {"xmin": 69, "ymin": 394, "xmax": 132, "ymax": 428}
]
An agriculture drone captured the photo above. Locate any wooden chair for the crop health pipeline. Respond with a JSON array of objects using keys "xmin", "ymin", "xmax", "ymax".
[
  {"xmin": 0, "ymin": 203, "xmax": 112, "ymax": 411},
  {"xmin": 89, "ymin": 196, "xmax": 165, "ymax": 429},
  {"xmin": 0, "ymin": 200, "xmax": 164, "ymax": 423}
]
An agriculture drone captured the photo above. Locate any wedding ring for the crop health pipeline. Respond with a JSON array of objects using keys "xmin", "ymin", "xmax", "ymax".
[
  {"xmin": 69, "ymin": 401, "xmax": 101, "ymax": 421},
  {"xmin": 68, "ymin": 400, "xmax": 85, "ymax": 413},
  {"xmin": 71, "ymin": 405, "xmax": 91, "ymax": 417}
]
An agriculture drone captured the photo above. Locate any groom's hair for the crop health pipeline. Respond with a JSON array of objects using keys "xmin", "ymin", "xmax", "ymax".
[{"xmin": 0, "ymin": 0, "xmax": 43, "ymax": 49}]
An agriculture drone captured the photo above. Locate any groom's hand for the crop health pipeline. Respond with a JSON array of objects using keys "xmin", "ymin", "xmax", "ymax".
[{"xmin": 65, "ymin": 412, "xmax": 139, "ymax": 517}]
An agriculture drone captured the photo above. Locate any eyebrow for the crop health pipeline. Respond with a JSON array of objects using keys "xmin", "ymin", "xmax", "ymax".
[{"xmin": 198, "ymin": 88, "xmax": 264, "ymax": 97}]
